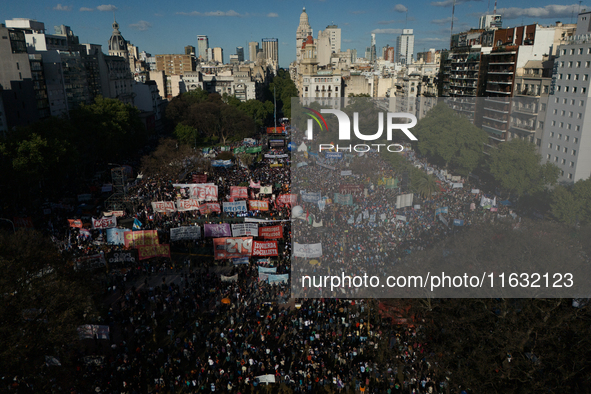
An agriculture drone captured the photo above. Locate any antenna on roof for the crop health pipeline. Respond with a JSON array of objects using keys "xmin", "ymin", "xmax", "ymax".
[{"xmin": 451, "ymin": 0, "xmax": 456, "ymax": 37}]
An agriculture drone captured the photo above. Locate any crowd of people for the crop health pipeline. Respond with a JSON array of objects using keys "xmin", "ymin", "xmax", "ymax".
[{"xmin": 7, "ymin": 127, "xmax": 519, "ymax": 393}]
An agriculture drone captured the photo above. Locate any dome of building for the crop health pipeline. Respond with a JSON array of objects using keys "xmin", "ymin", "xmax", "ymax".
[
  {"xmin": 299, "ymin": 7, "xmax": 309, "ymax": 25},
  {"xmin": 108, "ymin": 19, "xmax": 127, "ymax": 52},
  {"xmin": 302, "ymin": 35, "xmax": 314, "ymax": 49}
]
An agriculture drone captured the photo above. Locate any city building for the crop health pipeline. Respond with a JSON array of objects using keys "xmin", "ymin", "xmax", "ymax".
[
  {"xmin": 262, "ymin": 38, "xmax": 278, "ymax": 66},
  {"xmin": 296, "ymin": 8, "xmax": 313, "ymax": 63},
  {"xmin": 155, "ymin": 54, "xmax": 196, "ymax": 75},
  {"xmin": 197, "ymin": 35, "xmax": 209, "ymax": 61},
  {"xmin": 185, "ymin": 45, "xmax": 195, "ymax": 56},
  {"xmin": 212, "ymin": 47, "xmax": 223, "ymax": 64},
  {"xmin": 249, "ymin": 42, "xmax": 259, "ymax": 62},
  {"xmin": 236, "ymin": 46, "xmax": 244, "ymax": 62},
  {"xmin": 370, "ymin": 33, "xmax": 377, "ymax": 62},
  {"xmin": 479, "ymin": 14, "xmax": 502, "ymax": 30},
  {"xmin": 317, "ymin": 25, "xmax": 341, "ymax": 67},
  {"xmin": 396, "ymin": 29, "xmax": 414, "ymax": 64}
]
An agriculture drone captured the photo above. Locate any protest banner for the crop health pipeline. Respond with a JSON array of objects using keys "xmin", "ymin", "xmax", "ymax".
[
  {"xmin": 223, "ymin": 201, "xmax": 248, "ymax": 213},
  {"xmin": 92, "ymin": 216, "xmax": 117, "ymax": 229},
  {"xmin": 293, "ymin": 243, "xmax": 323, "ymax": 258},
  {"xmin": 231, "ymin": 223, "xmax": 259, "ymax": 237},
  {"xmin": 106, "ymin": 250, "xmax": 138, "ymax": 264},
  {"xmin": 151, "ymin": 201, "xmax": 176, "ymax": 213},
  {"xmin": 137, "ymin": 244, "xmax": 171, "ymax": 260},
  {"xmin": 203, "ymin": 223, "xmax": 232, "ymax": 238},
  {"xmin": 252, "ymin": 240, "xmax": 279, "ymax": 257},
  {"xmin": 199, "ymin": 203, "xmax": 221, "ymax": 214},
  {"xmin": 173, "ymin": 183, "xmax": 218, "ymax": 201},
  {"xmin": 259, "ymin": 225, "xmax": 283, "ymax": 239},
  {"xmin": 170, "ymin": 226, "xmax": 201, "ymax": 241},
  {"xmin": 213, "ymin": 237, "xmax": 253, "ymax": 260},
  {"xmin": 176, "ymin": 199, "xmax": 200, "ymax": 212},
  {"xmin": 230, "ymin": 186, "xmax": 248, "ymax": 199},
  {"xmin": 124, "ymin": 230, "xmax": 159, "ymax": 248},
  {"xmin": 248, "ymin": 200, "xmax": 269, "ymax": 211}
]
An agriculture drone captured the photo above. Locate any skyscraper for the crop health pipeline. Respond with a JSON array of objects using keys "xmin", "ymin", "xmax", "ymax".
[
  {"xmin": 185, "ymin": 45, "xmax": 195, "ymax": 56},
  {"xmin": 370, "ymin": 33, "xmax": 377, "ymax": 62},
  {"xmin": 236, "ymin": 46, "xmax": 244, "ymax": 62},
  {"xmin": 396, "ymin": 29, "xmax": 414, "ymax": 64},
  {"xmin": 197, "ymin": 35, "xmax": 209, "ymax": 60},
  {"xmin": 212, "ymin": 47, "xmax": 223, "ymax": 63},
  {"xmin": 317, "ymin": 24, "xmax": 341, "ymax": 66},
  {"xmin": 248, "ymin": 41, "xmax": 259, "ymax": 62},
  {"xmin": 262, "ymin": 38, "xmax": 279, "ymax": 64}
]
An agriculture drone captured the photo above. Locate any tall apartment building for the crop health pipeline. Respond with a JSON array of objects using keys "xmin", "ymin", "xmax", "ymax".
[
  {"xmin": 540, "ymin": 15, "xmax": 591, "ymax": 183},
  {"xmin": 262, "ymin": 38, "xmax": 279, "ymax": 65},
  {"xmin": 317, "ymin": 25, "xmax": 341, "ymax": 66},
  {"xmin": 155, "ymin": 54, "xmax": 196, "ymax": 75},
  {"xmin": 212, "ymin": 47, "xmax": 223, "ymax": 64},
  {"xmin": 383, "ymin": 45, "xmax": 395, "ymax": 62},
  {"xmin": 479, "ymin": 14, "xmax": 502, "ymax": 30},
  {"xmin": 236, "ymin": 47, "xmax": 244, "ymax": 62},
  {"xmin": 249, "ymin": 42, "xmax": 259, "ymax": 62},
  {"xmin": 197, "ymin": 35, "xmax": 209, "ymax": 61},
  {"xmin": 396, "ymin": 29, "xmax": 414, "ymax": 64}
]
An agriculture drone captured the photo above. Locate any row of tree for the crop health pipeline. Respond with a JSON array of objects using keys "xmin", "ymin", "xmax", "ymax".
[{"xmin": 0, "ymin": 97, "xmax": 149, "ymax": 205}]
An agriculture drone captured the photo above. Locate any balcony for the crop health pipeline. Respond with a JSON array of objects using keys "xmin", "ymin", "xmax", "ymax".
[
  {"xmin": 510, "ymin": 123, "xmax": 535, "ymax": 132},
  {"xmin": 488, "ymin": 80, "xmax": 513, "ymax": 85},
  {"xmin": 483, "ymin": 115, "xmax": 508, "ymax": 123},
  {"xmin": 486, "ymin": 107, "xmax": 509, "ymax": 114},
  {"xmin": 485, "ymin": 97, "xmax": 510, "ymax": 104},
  {"xmin": 485, "ymin": 88, "xmax": 512, "ymax": 94},
  {"xmin": 512, "ymin": 106, "xmax": 538, "ymax": 115},
  {"xmin": 482, "ymin": 123, "xmax": 507, "ymax": 133}
]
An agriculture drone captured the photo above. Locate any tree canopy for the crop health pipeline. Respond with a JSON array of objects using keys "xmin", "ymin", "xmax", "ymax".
[
  {"xmin": 488, "ymin": 138, "xmax": 559, "ymax": 197},
  {"xmin": 551, "ymin": 177, "xmax": 591, "ymax": 226},
  {"xmin": 412, "ymin": 101, "xmax": 488, "ymax": 176}
]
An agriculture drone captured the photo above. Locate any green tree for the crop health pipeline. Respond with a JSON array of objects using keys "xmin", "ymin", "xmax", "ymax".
[
  {"xmin": 414, "ymin": 173, "xmax": 439, "ymax": 198},
  {"xmin": 0, "ymin": 230, "xmax": 94, "ymax": 389},
  {"xmin": 488, "ymin": 138, "xmax": 560, "ymax": 197},
  {"xmin": 174, "ymin": 123, "xmax": 201, "ymax": 147},
  {"xmin": 551, "ymin": 177, "xmax": 591, "ymax": 225},
  {"xmin": 413, "ymin": 101, "xmax": 487, "ymax": 175}
]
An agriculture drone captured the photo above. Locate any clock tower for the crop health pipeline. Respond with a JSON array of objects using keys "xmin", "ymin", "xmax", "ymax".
[{"xmin": 108, "ymin": 18, "xmax": 128, "ymax": 59}]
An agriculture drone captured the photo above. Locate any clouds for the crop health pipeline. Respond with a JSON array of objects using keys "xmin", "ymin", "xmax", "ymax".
[
  {"xmin": 129, "ymin": 20, "xmax": 152, "ymax": 31},
  {"xmin": 371, "ymin": 28, "xmax": 404, "ymax": 34},
  {"xmin": 79, "ymin": 7, "xmax": 94, "ymax": 11},
  {"xmin": 53, "ymin": 4, "xmax": 71, "ymax": 11},
  {"xmin": 431, "ymin": 16, "xmax": 457, "ymax": 25},
  {"xmin": 431, "ymin": 0, "xmax": 481, "ymax": 7},
  {"xmin": 394, "ymin": 4, "xmax": 408, "ymax": 12},
  {"xmin": 97, "ymin": 4, "xmax": 118, "ymax": 12},
  {"xmin": 496, "ymin": 4, "xmax": 581, "ymax": 19}
]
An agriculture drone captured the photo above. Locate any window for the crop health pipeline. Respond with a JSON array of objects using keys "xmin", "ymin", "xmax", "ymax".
[
  {"xmin": 585, "ymin": 74, "xmax": 589, "ymax": 81},
  {"xmin": 580, "ymin": 48, "xmax": 584, "ymax": 54},
  {"xmin": 550, "ymin": 132, "xmax": 555, "ymax": 137},
  {"xmin": 558, "ymin": 133, "xmax": 562, "ymax": 139},
  {"xmin": 564, "ymin": 147, "xmax": 568, "ymax": 153},
  {"xmin": 552, "ymin": 120, "xmax": 556, "ymax": 126},
  {"xmin": 570, "ymin": 161, "xmax": 574, "ymax": 167},
  {"xmin": 572, "ymin": 150, "xmax": 577, "ymax": 156},
  {"xmin": 560, "ymin": 122, "xmax": 564, "ymax": 128},
  {"xmin": 554, "ymin": 109, "xmax": 558, "ymax": 115},
  {"xmin": 584, "ymin": 87, "xmax": 588, "ymax": 94},
  {"xmin": 562, "ymin": 158, "xmax": 566, "ymax": 164},
  {"xmin": 561, "ymin": 61, "xmax": 565, "ymax": 67},
  {"xmin": 580, "ymin": 100, "xmax": 585, "ymax": 106},
  {"xmin": 565, "ymin": 86, "xmax": 569, "ymax": 92},
  {"xmin": 561, "ymin": 110, "xmax": 565, "ymax": 116},
  {"xmin": 573, "ymin": 87, "xmax": 578, "ymax": 93},
  {"xmin": 567, "ymin": 74, "xmax": 571, "ymax": 80},
  {"xmin": 548, "ymin": 143, "xmax": 553, "ymax": 149},
  {"xmin": 563, "ymin": 98, "xmax": 568, "ymax": 104},
  {"xmin": 568, "ymin": 173, "xmax": 573, "ymax": 179},
  {"xmin": 556, "ymin": 145, "xmax": 560, "ymax": 151},
  {"xmin": 586, "ymin": 61, "xmax": 590, "ymax": 67},
  {"xmin": 570, "ymin": 49, "xmax": 575, "ymax": 55},
  {"xmin": 576, "ymin": 125, "xmax": 581, "ymax": 131},
  {"xmin": 571, "ymin": 99, "xmax": 576, "ymax": 105},
  {"xmin": 578, "ymin": 113, "xmax": 582, "ymax": 119},
  {"xmin": 559, "ymin": 74, "xmax": 563, "ymax": 80},
  {"xmin": 577, "ymin": 61, "xmax": 581, "ymax": 68},
  {"xmin": 562, "ymin": 49, "xmax": 567, "ymax": 55},
  {"xmin": 561, "ymin": 170, "xmax": 565, "ymax": 176},
  {"xmin": 568, "ymin": 124, "xmax": 572, "ymax": 129},
  {"xmin": 541, "ymin": 103, "xmax": 546, "ymax": 111},
  {"xmin": 574, "ymin": 137, "xmax": 579, "ymax": 143},
  {"xmin": 547, "ymin": 154, "xmax": 552, "ymax": 159},
  {"xmin": 569, "ymin": 111, "xmax": 573, "ymax": 117},
  {"xmin": 574, "ymin": 74, "xmax": 579, "ymax": 80},
  {"xmin": 568, "ymin": 61, "xmax": 573, "ymax": 67},
  {"xmin": 565, "ymin": 136, "xmax": 570, "ymax": 142},
  {"xmin": 537, "ymin": 138, "xmax": 541, "ymax": 146},
  {"xmin": 538, "ymin": 121, "xmax": 544, "ymax": 129},
  {"xmin": 555, "ymin": 156, "xmax": 559, "ymax": 162}
]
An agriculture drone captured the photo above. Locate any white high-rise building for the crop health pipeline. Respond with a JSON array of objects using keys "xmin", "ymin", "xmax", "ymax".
[
  {"xmin": 317, "ymin": 24, "xmax": 341, "ymax": 67},
  {"xmin": 540, "ymin": 16, "xmax": 591, "ymax": 184},
  {"xmin": 296, "ymin": 7, "xmax": 313, "ymax": 63},
  {"xmin": 197, "ymin": 35, "xmax": 209, "ymax": 61},
  {"xmin": 479, "ymin": 14, "xmax": 502, "ymax": 30},
  {"xmin": 396, "ymin": 29, "xmax": 414, "ymax": 64},
  {"xmin": 248, "ymin": 42, "xmax": 259, "ymax": 62}
]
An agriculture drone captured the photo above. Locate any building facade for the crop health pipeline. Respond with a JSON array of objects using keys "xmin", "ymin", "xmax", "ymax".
[
  {"xmin": 197, "ymin": 35, "xmax": 209, "ymax": 61},
  {"xmin": 396, "ymin": 29, "xmax": 414, "ymax": 64}
]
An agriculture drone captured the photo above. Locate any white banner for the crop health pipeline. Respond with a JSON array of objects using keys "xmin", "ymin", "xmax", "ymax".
[
  {"xmin": 395, "ymin": 215, "xmax": 407, "ymax": 222},
  {"xmin": 260, "ymin": 186, "xmax": 273, "ymax": 194},
  {"xmin": 341, "ymin": 170, "xmax": 352, "ymax": 176},
  {"xmin": 231, "ymin": 223, "xmax": 259, "ymax": 237},
  {"xmin": 264, "ymin": 153, "xmax": 289, "ymax": 159},
  {"xmin": 223, "ymin": 201, "xmax": 248, "ymax": 213},
  {"xmin": 452, "ymin": 183, "xmax": 463, "ymax": 189},
  {"xmin": 395, "ymin": 193, "xmax": 414, "ymax": 209},
  {"xmin": 293, "ymin": 243, "xmax": 323, "ymax": 258},
  {"xmin": 176, "ymin": 199, "xmax": 200, "ymax": 211},
  {"xmin": 451, "ymin": 176, "xmax": 461, "ymax": 182},
  {"xmin": 151, "ymin": 201, "xmax": 176, "ymax": 213},
  {"xmin": 170, "ymin": 226, "xmax": 201, "ymax": 241},
  {"xmin": 173, "ymin": 183, "xmax": 218, "ymax": 201},
  {"xmin": 221, "ymin": 274, "xmax": 238, "ymax": 282},
  {"xmin": 92, "ymin": 216, "xmax": 116, "ymax": 229},
  {"xmin": 471, "ymin": 189, "xmax": 480, "ymax": 194}
]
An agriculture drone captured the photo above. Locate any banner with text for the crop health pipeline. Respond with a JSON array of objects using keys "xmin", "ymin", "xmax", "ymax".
[
  {"xmin": 170, "ymin": 226, "xmax": 201, "ymax": 241},
  {"xmin": 92, "ymin": 216, "xmax": 117, "ymax": 229},
  {"xmin": 259, "ymin": 225, "xmax": 283, "ymax": 239},
  {"xmin": 223, "ymin": 201, "xmax": 248, "ymax": 213},
  {"xmin": 204, "ymin": 223, "xmax": 232, "ymax": 238},
  {"xmin": 199, "ymin": 203, "xmax": 221, "ymax": 214},
  {"xmin": 124, "ymin": 230, "xmax": 159, "ymax": 248},
  {"xmin": 230, "ymin": 186, "xmax": 248, "ymax": 199},
  {"xmin": 252, "ymin": 240, "xmax": 279, "ymax": 257},
  {"xmin": 138, "ymin": 244, "xmax": 170, "ymax": 260},
  {"xmin": 231, "ymin": 223, "xmax": 259, "ymax": 237},
  {"xmin": 173, "ymin": 183, "xmax": 218, "ymax": 201},
  {"xmin": 176, "ymin": 199, "xmax": 200, "ymax": 212},
  {"xmin": 248, "ymin": 200, "xmax": 269, "ymax": 211},
  {"xmin": 213, "ymin": 237, "xmax": 253, "ymax": 260},
  {"xmin": 293, "ymin": 243, "xmax": 323, "ymax": 258}
]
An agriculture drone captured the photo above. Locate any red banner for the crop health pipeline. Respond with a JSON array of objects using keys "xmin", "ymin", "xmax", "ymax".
[
  {"xmin": 248, "ymin": 200, "xmax": 269, "ymax": 211},
  {"xmin": 230, "ymin": 186, "xmax": 248, "ymax": 199},
  {"xmin": 124, "ymin": 230, "xmax": 159, "ymax": 248},
  {"xmin": 92, "ymin": 216, "xmax": 117, "ymax": 229},
  {"xmin": 252, "ymin": 240, "xmax": 278, "ymax": 256},
  {"xmin": 213, "ymin": 237, "xmax": 253, "ymax": 260},
  {"xmin": 13, "ymin": 217, "xmax": 34, "ymax": 228},
  {"xmin": 259, "ymin": 225, "xmax": 283, "ymax": 239},
  {"xmin": 199, "ymin": 203, "xmax": 221, "ymax": 214},
  {"xmin": 68, "ymin": 219, "xmax": 83, "ymax": 228},
  {"xmin": 340, "ymin": 184, "xmax": 363, "ymax": 194},
  {"xmin": 266, "ymin": 126, "xmax": 285, "ymax": 134},
  {"xmin": 137, "ymin": 244, "xmax": 170, "ymax": 260},
  {"xmin": 176, "ymin": 199, "xmax": 200, "ymax": 212},
  {"xmin": 192, "ymin": 174, "xmax": 207, "ymax": 183},
  {"xmin": 276, "ymin": 194, "xmax": 298, "ymax": 207}
]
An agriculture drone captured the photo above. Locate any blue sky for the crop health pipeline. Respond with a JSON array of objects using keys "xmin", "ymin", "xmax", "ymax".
[{"xmin": 1, "ymin": 1, "xmax": 587, "ymax": 67}]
